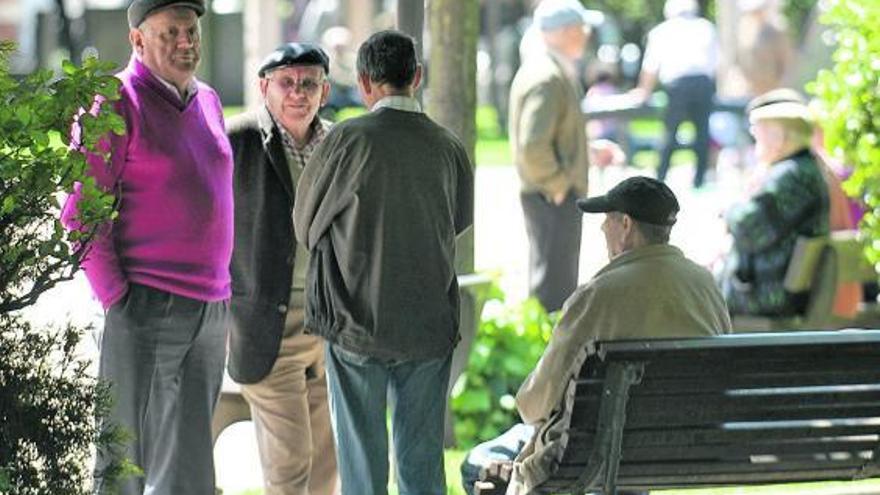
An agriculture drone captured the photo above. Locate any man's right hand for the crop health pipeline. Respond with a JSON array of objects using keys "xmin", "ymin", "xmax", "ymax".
[{"xmin": 551, "ymin": 189, "xmax": 569, "ymax": 205}]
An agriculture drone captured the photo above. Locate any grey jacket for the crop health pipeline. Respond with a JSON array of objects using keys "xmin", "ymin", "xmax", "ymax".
[
  {"xmin": 293, "ymin": 107, "xmax": 474, "ymax": 361},
  {"xmin": 225, "ymin": 107, "xmax": 298, "ymax": 384}
]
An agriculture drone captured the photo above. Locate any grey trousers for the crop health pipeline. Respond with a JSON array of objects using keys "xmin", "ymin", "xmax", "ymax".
[
  {"xmin": 520, "ymin": 190, "xmax": 582, "ymax": 312},
  {"xmin": 94, "ymin": 283, "xmax": 228, "ymax": 495}
]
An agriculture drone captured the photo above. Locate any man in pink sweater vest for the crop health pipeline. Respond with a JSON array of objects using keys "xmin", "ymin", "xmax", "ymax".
[{"xmin": 61, "ymin": 1, "xmax": 233, "ymax": 493}]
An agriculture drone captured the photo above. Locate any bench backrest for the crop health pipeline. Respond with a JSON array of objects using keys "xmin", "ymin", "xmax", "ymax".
[
  {"xmin": 734, "ymin": 231, "xmax": 875, "ymax": 331},
  {"xmin": 539, "ymin": 330, "xmax": 880, "ymax": 494}
]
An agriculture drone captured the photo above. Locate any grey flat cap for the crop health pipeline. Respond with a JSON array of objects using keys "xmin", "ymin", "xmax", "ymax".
[
  {"xmin": 128, "ymin": 0, "xmax": 205, "ymax": 28},
  {"xmin": 533, "ymin": 0, "xmax": 588, "ymax": 32}
]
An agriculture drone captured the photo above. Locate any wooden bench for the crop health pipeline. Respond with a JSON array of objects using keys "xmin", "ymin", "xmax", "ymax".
[
  {"xmin": 476, "ymin": 330, "xmax": 880, "ymax": 494},
  {"xmin": 212, "ymin": 273, "xmax": 494, "ymax": 446},
  {"xmin": 733, "ymin": 231, "xmax": 879, "ymax": 332}
]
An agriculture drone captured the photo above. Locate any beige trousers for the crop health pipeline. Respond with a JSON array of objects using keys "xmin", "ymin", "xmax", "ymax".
[{"xmin": 240, "ymin": 307, "xmax": 338, "ymax": 495}]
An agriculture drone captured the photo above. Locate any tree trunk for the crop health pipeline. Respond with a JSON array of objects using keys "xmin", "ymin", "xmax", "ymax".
[
  {"xmin": 243, "ymin": 0, "xmax": 282, "ymax": 109},
  {"xmin": 427, "ymin": 0, "xmax": 478, "ymax": 274}
]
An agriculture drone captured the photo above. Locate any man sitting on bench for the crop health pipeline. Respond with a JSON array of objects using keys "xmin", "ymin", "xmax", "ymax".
[{"xmin": 462, "ymin": 176, "xmax": 732, "ymax": 494}]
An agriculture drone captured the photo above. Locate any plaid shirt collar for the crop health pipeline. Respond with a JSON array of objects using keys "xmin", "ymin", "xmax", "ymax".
[{"xmin": 269, "ymin": 110, "xmax": 328, "ymax": 167}]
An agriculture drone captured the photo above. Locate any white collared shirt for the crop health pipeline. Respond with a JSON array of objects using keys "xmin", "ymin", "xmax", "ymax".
[
  {"xmin": 641, "ymin": 15, "xmax": 719, "ymax": 84},
  {"xmin": 372, "ymin": 95, "xmax": 422, "ymax": 113},
  {"xmin": 153, "ymin": 73, "xmax": 197, "ymax": 103}
]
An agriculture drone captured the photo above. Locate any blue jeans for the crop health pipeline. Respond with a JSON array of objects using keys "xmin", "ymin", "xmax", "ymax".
[
  {"xmin": 460, "ymin": 423, "xmax": 535, "ymax": 495},
  {"xmin": 325, "ymin": 344, "xmax": 452, "ymax": 495}
]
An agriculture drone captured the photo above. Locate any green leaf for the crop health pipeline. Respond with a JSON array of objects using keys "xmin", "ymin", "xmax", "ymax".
[
  {"xmin": 61, "ymin": 59, "xmax": 76, "ymax": 75},
  {"xmin": 1, "ymin": 195, "xmax": 15, "ymax": 215}
]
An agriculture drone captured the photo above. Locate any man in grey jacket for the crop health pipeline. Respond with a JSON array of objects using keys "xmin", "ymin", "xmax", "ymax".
[
  {"xmin": 293, "ymin": 30, "xmax": 474, "ymax": 495},
  {"xmin": 462, "ymin": 177, "xmax": 731, "ymax": 494},
  {"xmin": 227, "ymin": 43, "xmax": 337, "ymax": 495}
]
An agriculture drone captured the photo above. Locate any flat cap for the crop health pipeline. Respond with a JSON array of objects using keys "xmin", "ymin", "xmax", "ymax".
[
  {"xmin": 258, "ymin": 42, "xmax": 330, "ymax": 78},
  {"xmin": 577, "ymin": 176, "xmax": 680, "ymax": 226},
  {"xmin": 128, "ymin": 0, "xmax": 205, "ymax": 28},
  {"xmin": 533, "ymin": 0, "xmax": 588, "ymax": 32}
]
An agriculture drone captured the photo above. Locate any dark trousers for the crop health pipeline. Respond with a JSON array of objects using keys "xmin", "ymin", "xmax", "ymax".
[
  {"xmin": 657, "ymin": 74, "xmax": 716, "ymax": 188},
  {"xmin": 94, "ymin": 283, "xmax": 228, "ymax": 495},
  {"xmin": 521, "ymin": 190, "xmax": 582, "ymax": 312}
]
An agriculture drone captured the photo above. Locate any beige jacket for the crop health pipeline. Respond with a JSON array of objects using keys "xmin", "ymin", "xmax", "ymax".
[
  {"xmin": 508, "ymin": 50, "xmax": 589, "ymax": 198},
  {"xmin": 509, "ymin": 244, "xmax": 732, "ymax": 494}
]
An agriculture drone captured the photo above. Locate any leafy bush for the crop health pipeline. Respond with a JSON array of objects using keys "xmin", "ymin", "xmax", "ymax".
[
  {"xmin": 0, "ymin": 316, "xmax": 134, "ymax": 494},
  {"xmin": 0, "ymin": 40, "xmax": 123, "ymax": 313},
  {"xmin": 450, "ymin": 286, "xmax": 557, "ymax": 448},
  {"xmin": 810, "ymin": 0, "xmax": 880, "ymax": 270},
  {"xmin": 0, "ymin": 40, "xmax": 129, "ymax": 493}
]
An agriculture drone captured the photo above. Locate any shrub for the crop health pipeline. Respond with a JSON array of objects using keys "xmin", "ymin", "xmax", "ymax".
[
  {"xmin": 0, "ymin": 40, "xmax": 129, "ymax": 493},
  {"xmin": 0, "ymin": 316, "xmax": 135, "ymax": 494},
  {"xmin": 0, "ymin": 40, "xmax": 123, "ymax": 313},
  {"xmin": 810, "ymin": 0, "xmax": 880, "ymax": 270},
  {"xmin": 450, "ymin": 285, "xmax": 557, "ymax": 448}
]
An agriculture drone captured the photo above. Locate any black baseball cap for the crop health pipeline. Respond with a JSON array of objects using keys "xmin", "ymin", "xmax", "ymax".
[
  {"xmin": 577, "ymin": 176, "xmax": 679, "ymax": 226},
  {"xmin": 258, "ymin": 42, "xmax": 330, "ymax": 78},
  {"xmin": 127, "ymin": 0, "xmax": 205, "ymax": 28}
]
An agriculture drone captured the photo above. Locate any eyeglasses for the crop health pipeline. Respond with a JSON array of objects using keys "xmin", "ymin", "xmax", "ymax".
[{"xmin": 268, "ymin": 76, "xmax": 325, "ymax": 95}]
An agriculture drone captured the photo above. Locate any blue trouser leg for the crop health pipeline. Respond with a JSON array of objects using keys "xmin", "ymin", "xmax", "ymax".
[
  {"xmin": 390, "ymin": 354, "xmax": 452, "ymax": 495},
  {"xmin": 325, "ymin": 344, "xmax": 452, "ymax": 495},
  {"xmin": 324, "ymin": 345, "xmax": 390, "ymax": 495},
  {"xmin": 460, "ymin": 423, "xmax": 535, "ymax": 495}
]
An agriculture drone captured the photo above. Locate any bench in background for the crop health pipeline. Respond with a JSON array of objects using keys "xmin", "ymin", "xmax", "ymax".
[
  {"xmin": 478, "ymin": 329, "xmax": 880, "ymax": 494},
  {"xmin": 733, "ymin": 231, "xmax": 879, "ymax": 332}
]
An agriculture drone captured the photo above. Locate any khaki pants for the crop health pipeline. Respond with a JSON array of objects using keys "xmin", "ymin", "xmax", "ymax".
[{"xmin": 241, "ymin": 306, "xmax": 338, "ymax": 495}]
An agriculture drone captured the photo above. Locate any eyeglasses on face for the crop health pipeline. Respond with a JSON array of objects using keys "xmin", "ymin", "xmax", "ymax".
[{"xmin": 268, "ymin": 76, "xmax": 325, "ymax": 94}]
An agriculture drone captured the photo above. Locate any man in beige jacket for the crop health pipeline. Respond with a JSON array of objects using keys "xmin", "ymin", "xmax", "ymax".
[
  {"xmin": 461, "ymin": 176, "xmax": 731, "ymax": 494},
  {"xmin": 509, "ymin": 0, "xmax": 590, "ymax": 312}
]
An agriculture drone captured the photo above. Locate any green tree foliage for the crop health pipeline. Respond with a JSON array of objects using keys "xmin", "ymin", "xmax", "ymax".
[
  {"xmin": 0, "ymin": 40, "xmax": 124, "ymax": 314},
  {"xmin": 0, "ymin": 40, "xmax": 131, "ymax": 493},
  {"xmin": 450, "ymin": 286, "xmax": 557, "ymax": 448},
  {"xmin": 810, "ymin": 0, "xmax": 880, "ymax": 269}
]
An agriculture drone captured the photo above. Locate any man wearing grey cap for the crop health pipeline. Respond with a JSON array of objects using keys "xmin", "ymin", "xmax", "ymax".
[
  {"xmin": 508, "ymin": 0, "xmax": 591, "ymax": 313},
  {"xmin": 60, "ymin": 0, "xmax": 232, "ymax": 493},
  {"xmin": 462, "ymin": 177, "xmax": 730, "ymax": 494},
  {"xmin": 226, "ymin": 43, "xmax": 338, "ymax": 495}
]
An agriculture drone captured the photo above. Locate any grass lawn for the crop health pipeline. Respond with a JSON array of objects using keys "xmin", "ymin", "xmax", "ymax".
[
  {"xmin": 229, "ymin": 449, "xmax": 880, "ymax": 495},
  {"xmin": 228, "ymin": 449, "xmax": 468, "ymax": 495}
]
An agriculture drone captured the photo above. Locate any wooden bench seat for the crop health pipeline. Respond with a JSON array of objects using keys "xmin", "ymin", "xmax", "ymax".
[{"xmin": 480, "ymin": 330, "xmax": 880, "ymax": 494}]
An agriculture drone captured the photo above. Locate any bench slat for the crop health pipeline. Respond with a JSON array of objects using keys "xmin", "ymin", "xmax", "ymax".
[{"xmin": 532, "ymin": 331, "xmax": 880, "ymax": 494}]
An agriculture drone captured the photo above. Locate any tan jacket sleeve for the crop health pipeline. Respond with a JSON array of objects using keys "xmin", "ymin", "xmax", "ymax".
[
  {"xmin": 515, "ymin": 285, "xmax": 601, "ymax": 424},
  {"xmin": 514, "ymin": 80, "xmax": 571, "ymax": 199}
]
